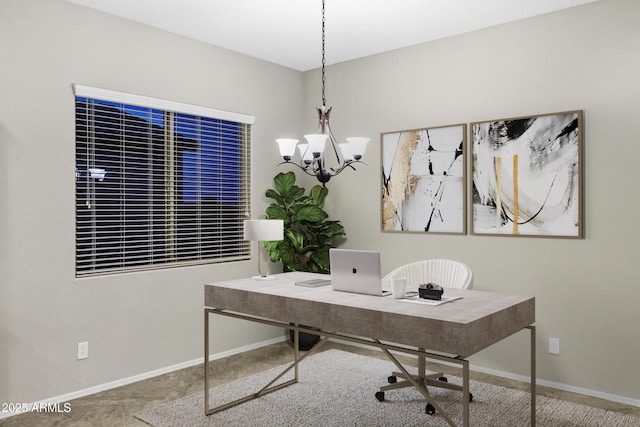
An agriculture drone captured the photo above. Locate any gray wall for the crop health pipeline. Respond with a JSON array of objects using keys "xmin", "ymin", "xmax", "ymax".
[
  {"xmin": 303, "ymin": 0, "xmax": 640, "ymax": 402},
  {"xmin": 0, "ymin": 0, "xmax": 299, "ymax": 405},
  {"xmin": 2, "ymin": 0, "xmax": 639, "ymax": 411}
]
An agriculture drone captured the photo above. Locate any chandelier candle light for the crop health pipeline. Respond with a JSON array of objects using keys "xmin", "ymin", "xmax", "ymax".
[{"xmin": 276, "ymin": 0, "xmax": 369, "ymax": 185}]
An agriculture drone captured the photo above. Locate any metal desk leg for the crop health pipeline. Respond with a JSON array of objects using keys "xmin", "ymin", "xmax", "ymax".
[
  {"xmin": 528, "ymin": 325, "xmax": 537, "ymax": 426},
  {"xmin": 204, "ymin": 308, "xmax": 210, "ymax": 415},
  {"xmin": 204, "ymin": 309, "xmax": 328, "ymax": 416},
  {"xmin": 462, "ymin": 359, "xmax": 470, "ymax": 427}
]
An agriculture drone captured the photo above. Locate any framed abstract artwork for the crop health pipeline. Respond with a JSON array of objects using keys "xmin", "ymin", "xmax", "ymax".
[
  {"xmin": 471, "ymin": 110, "xmax": 583, "ymax": 238},
  {"xmin": 381, "ymin": 124, "xmax": 466, "ymax": 234}
]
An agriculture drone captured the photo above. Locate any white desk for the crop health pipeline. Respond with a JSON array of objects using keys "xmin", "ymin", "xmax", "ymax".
[{"xmin": 204, "ymin": 272, "xmax": 536, "ymax": 426}]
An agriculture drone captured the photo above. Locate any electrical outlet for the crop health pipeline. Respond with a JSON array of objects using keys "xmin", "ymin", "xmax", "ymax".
[
  {"xmin": 77, "ymin": 341, "xmax": 89, "ymax": 360},
  {"xmin": 548, "ymin": 337, "xmax": 560, "ymax": 355}
]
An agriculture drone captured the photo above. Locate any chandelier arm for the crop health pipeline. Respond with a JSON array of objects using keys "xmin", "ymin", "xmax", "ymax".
[
  {"xmin": 315, "ymin": 157, "xmax": 327, "ymax": 177},
  {"xmin": 332, "ymin": 159, "xmax": 366, "ymax": 175},
  {"xmin": 327, "ymin": 132, "xmax": 341, "ymax": 164},
  {"xmin": 277, "ymin": 160, "xmax": 321, "ymax": 177}
]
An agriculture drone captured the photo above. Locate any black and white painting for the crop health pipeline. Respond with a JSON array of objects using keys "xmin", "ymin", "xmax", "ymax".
[
  {"xmin": 471, "ymin": 111, "xmax": 583, "ymax": 238},
  {"xmin": 381, "ymin": 124, "xmax": 466, "ymax": 234}
]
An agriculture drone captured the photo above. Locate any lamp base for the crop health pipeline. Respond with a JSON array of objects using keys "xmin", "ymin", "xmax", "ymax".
[{"xmin": 251, "ymin": 275, "xmax": 276, "ymax": 281}]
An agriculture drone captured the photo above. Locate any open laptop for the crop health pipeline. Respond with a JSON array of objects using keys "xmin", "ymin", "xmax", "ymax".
[{"xmin": 329, "ymin": 249, "xmax": 391, "ymax": 296}]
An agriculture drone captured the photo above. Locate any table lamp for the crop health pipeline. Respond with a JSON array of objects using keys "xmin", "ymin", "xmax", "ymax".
[{"xmin": 243, "ymin": 219, "xmax": 284, "ymax": 280}]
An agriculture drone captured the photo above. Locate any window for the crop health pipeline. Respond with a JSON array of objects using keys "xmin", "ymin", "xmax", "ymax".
[{"xmin": 73, "ymin": 85, "xmax": 253, "ymax": 276}]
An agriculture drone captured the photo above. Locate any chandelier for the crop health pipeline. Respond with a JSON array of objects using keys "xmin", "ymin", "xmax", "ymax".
[{"xmin": 275, "ymin": 0, "xmax": 369, "ymax": 185}]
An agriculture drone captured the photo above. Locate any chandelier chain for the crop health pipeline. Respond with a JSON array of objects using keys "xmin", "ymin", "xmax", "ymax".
[
  {"xmin": 321, "ymin": 0, "xmax": 326, "ymax": 107},
  {"xmin": 275, "ymin": 0, "xmax": 368, "ymax": 185}
]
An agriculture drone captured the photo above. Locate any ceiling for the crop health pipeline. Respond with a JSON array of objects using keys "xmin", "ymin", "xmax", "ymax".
[{"xmin": 67, "ymin": 0, "xmax": 597, "ymax": 71}]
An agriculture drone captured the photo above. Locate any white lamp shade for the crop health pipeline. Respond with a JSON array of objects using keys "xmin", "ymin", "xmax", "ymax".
[
  {"xmin": 243, "ymin": 219, "xmax": 284, "ymax": 241},
  {"xmin": 303, "ymin": 134, "xmax": 328, "ymax": 156},
  {"xmin": 298, "ymin": 144, "xmax": 314, "ymax": 162},
  {"xmin": 346, "ymin": 137, "xmax": 369, "ymax": 158},
  {"xmin": 339, "ymin": 143, "xmax": 354, "ymax": 161},
  {"xmin": 276, "ymin": 139, "xmax": 299, "ymax": 158}
]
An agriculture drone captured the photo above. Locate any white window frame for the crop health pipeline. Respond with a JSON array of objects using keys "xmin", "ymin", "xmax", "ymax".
[{"xmin": 73, "ymin": 84, "xmax": 254, "ymax": 276}]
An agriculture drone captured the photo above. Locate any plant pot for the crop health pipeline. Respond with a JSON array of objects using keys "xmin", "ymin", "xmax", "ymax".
[{"xmin": 289, "ymin": 327, "xmax": 320, "ymax": 351}]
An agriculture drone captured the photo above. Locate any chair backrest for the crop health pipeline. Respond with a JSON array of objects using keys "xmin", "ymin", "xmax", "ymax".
[{"xmin": 382, "ymin": 259, "xmax": 473, "ymax": 290}]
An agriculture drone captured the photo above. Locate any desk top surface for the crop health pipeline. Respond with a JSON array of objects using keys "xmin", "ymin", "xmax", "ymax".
[{"xmin": 205, "ymin": 272, "xmax": 534, "ymax": 357}]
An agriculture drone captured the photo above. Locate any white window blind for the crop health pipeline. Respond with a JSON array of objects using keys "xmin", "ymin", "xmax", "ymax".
[{"xmin": 73, "ymin": 85, "xmax": 253, "ymax": 276}]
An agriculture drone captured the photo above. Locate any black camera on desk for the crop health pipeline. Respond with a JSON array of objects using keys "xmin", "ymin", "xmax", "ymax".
[{"xmin": 418, "ymin": 283, "xmax": 444, "ymax": 300}]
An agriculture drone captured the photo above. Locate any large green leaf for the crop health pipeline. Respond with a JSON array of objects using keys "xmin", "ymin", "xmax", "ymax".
[
  {"xmin": 275, "ymin": 240, "xmax": 295, "ymax": 265},
  {"xmin": 322, "ymin": 221, "xmax": 345, "ymax": 236},
  {"xmin": 263, "ymin": 240, "xmax": 281, "ymax": 262},
  {"xmin": 309, "ymin": 185, "xmax": 328, "ymax": 208},
  {"xmin": 286, "ymin": 229, "xmax": 305, "ymax": 252},
  {"xmin": 295, "ymin": 205, "xmax": 327, "ymax": 223},
  {"xmin": 264, "ymin": 188, "xmax": 284, "ymax": 206},
  {"xmin": 265, "ymin": 204, "xmax": 290, "ymax": 222},
  {"xmin": 310, "ymin": 246, "xmax": 331, "ymax": 273},
  {"xmin": 273, "ymin": 171, "xmax": 294, "ymax": 194},
  {"xmin": 288, "ymin": 186, "xmax": 306, "ymax": 203},
  {"xmin": 273, "ymin": 171, "xmax": 305, "ymax": 203}
]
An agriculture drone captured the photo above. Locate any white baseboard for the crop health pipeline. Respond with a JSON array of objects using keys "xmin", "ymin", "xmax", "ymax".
[
  {"xmin": 331, "ymin": 338, "xmax": 640, "ymax": 409},
  {"xmin": 4, "ymin": 335, "xmax": 638, "ymax": 420},
  {"xmin": 0, "ymin": 335, "xmax": 287, "ymax": 420},
  {"xmin": 471, "ymin": 364, "xmax": 640, "ymax": 409}
]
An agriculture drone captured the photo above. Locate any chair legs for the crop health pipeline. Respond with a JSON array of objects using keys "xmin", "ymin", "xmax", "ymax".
[
  {"xmin": 383, "ymin": 370, "xmax": 460, "ymax": 391},
  {"xmin": 379, "ymin": 353, "xmax": 459, "ymax": 392},
  {"xmin": 377, "ymin": 353, "xmax": 473, "ymax": 406}
]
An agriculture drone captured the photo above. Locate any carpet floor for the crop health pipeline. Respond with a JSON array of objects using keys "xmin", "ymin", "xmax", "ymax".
[{"xmin": 134, "ymin": 349, "xmax": 640, "ymax": 427}]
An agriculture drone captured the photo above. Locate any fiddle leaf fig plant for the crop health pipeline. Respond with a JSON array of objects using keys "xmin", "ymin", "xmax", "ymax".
[{"xmin": 263, "ymin": 171, "xmax": 345, "ymax": 273}]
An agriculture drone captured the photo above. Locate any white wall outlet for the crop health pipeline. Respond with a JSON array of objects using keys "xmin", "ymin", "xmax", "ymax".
[
  {"xmin": 77, "ymin": 341, "xmax": 89, "ymax": 360},
  {"xmin": 548, "ymin": 337, "xmax": 560, "ymax": 355}
]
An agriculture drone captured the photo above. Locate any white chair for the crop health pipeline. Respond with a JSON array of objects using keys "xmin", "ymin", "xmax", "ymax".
[
  {"xmin": 375, "ymin": 259, "xmax": 473, "ymax": 415},
  {"xmin": 382, "ymin": 258, "xmax": 472, "ymax": 292}
]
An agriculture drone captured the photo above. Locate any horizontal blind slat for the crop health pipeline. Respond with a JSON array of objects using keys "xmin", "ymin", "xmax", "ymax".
[{"xmin": 75, "ymin": 93, "xmax": 251, "ymax": 277}]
